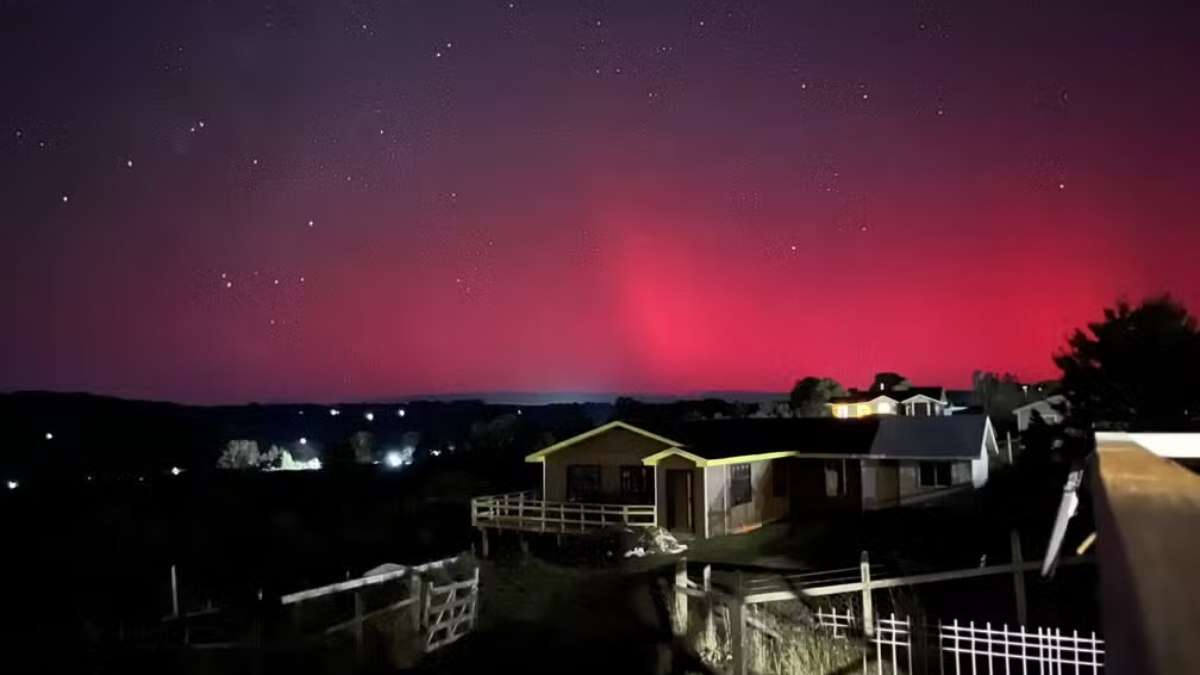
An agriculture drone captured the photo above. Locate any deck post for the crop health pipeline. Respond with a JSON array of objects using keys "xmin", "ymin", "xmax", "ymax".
[
  {"xmin": 478, "ymin": 528, "xmax": 489, "ymax": 559},
  {"xmin": 1010, "ymin": 529, "xmax": 1028, "ymax": 626},
  {"xmin": 673, "ymin": 557, "xmax": 688, "ymax": 637},
  {"xmin": 860, "ymin": 551, "xmax": 875, "ymax": 639},
  {"xmin": 731, "ymin": 572, "xmax": 747, "ymax": 675}
]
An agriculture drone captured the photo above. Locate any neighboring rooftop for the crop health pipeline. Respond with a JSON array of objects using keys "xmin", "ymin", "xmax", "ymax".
[{"xmin": 829, "ymin": 386, "xmax": 947, "ymax": 405}]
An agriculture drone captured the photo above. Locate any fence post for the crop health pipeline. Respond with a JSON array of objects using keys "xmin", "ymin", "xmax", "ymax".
[
  {"xmin": 479, "ymin": 528, "xmax": 489, "ymax": 559},
  {"xmin": 409, "ymin": 572, "xmax": 423, "ymax": 651},
  {"xmin": 732, "ymin": 572, "xmax": 747, "ymax": 675},
  {"xmin": 702, "ymin": 564, "xmax": 715, "ymax": 648},
  {"xmin": 860, "ymin": 551, "xmax": 875, "ymax": 640},
  {"xmin": 170, "ymin": 564, "xmax": 180, "ymax": 619},
  {"xmin": 468, "ymin": 566, "xmax": 480, "ymax": 630},
  {"xmin": 352, "ymin": 590, "xmax": 365, "ymax": 663},
  {"xmin": 673, "ymin": 557, "xmax": 688, "ymax": 637},
  {"xmin": 1010, "ymin": 529, "xmax": 1028, "ymax": 626}
]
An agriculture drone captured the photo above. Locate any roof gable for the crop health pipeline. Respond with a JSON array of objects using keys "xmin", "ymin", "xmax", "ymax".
[{"xmin": 523, "ymin": 420, "xmax": 682, "ymax": 463}]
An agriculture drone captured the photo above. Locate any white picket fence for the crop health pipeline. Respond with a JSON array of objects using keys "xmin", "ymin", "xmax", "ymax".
[{"xmin": 814, "ymin": 607, "xmax": 1105, "ymax": 675}]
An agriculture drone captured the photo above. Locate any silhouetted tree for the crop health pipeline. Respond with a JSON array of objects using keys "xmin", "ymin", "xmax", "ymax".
[
  {"xmin": 789, "ymin": 377, "xmax": 847, "ymax": 416},
  {"xmin": 1054, "ymin": 295, "xmax": 1200, "ymax": 430},
  {"xmin": 869, "ymin": 372, "xmax": 910, "ymax": 392},
  {"xmin": 972, "ymin": 371, "xmax": 1028, "ymax": 421}
]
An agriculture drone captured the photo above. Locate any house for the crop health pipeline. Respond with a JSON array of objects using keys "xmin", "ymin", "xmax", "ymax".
[
  {"xmin": 828, "ymin": 385, "xmax": 951, "ymax": 418},
  {"xmin": 1013, "ymin": 394, "xmax": 1066, "ymax": 432},
  {"xmin": 513, "ymin": 415, "xmax": 1001, "ymax": 540}
]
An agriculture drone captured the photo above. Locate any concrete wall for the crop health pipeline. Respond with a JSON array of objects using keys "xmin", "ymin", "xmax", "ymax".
[{"xmin": 542, "ymin": 427, "xmax": 671, "ymax": 501}]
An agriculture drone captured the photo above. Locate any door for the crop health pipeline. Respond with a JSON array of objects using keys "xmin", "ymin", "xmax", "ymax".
[{"xmin": 665, "ymin": 469, "xmax": 693, "ymax": 532}]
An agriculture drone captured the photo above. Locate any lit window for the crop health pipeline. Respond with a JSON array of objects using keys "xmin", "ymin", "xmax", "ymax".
[
  {"xmin": 856, "ymin": 404, "xmax": 871, "ymax": 417},
  {"xmin": 878, "ymin": 401, "xmax": 894, "ymax": 414},
  {"xmin": 834, "ymin": 405, "xmax": 848, "ymax": 418}
]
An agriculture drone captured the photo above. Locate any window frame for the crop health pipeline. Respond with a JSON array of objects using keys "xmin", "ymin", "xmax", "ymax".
[
  {"xmin": 619, "ymin": 465, "xmax": 654, "ymax": 503},
  {"xmin": 566, "ymin": 464, "xmax": 602, "ymax": 502},
  {"xmin": 918, "ymin": 461, "xmax": 953, "ymax": 488},
  {"xmin": 730, "ymin": 463, "xmax": 752, "ymax": 506},
  {"xmin": 824, "ymin": 459, "xmax": 847, "ymax": 497}
]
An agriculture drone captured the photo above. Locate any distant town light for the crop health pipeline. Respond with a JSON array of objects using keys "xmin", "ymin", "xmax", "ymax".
[
  {"xmin": 6, "ymin": 480, "xmax": 17, "ymax": 490},
  {"xmin": 45, "ymin": 432, "xmax": 53, "ymax": 440},
  {"xmin": 170, "ymin": 466, "xmax": 182, "ymax": 476},
  {"xmin": 384, "ymin": 451, "xmax": 404, "ymax": 468},
  {"xmin": 397, "ymin": 408, "xmax": 406, "ymax": 417},
  {"xmin": 431, "ymin": 449, "xmax": 443, "ymax": 457},
  {"xmin": 364, "ymin": 412, "xmax": 374, "ymax": 422},
  {"xmin": 329, "ymin": 408, "xmax": 340, "ymax": 416},
  {"xmin": 299, "ymin": 437, "xmax": 308, "ymax": 445}
]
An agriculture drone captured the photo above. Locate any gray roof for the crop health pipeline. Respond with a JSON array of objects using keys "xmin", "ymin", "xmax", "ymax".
[
  {"xmin": 869, "ymin": 415, "xmax": 991, "ymax": 459},
  {"xmin": 648, "ymin": 414, "xmax": 991, "ymax": 461}
]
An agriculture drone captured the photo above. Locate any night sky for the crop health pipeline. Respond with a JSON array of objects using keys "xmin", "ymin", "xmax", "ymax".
[{"xmin": 2, "ymin": 1, "xmax": 1198, "ymax": 404}]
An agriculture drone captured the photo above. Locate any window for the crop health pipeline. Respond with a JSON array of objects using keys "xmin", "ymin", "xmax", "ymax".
[
  {"xmin": 918, "ymin": 461, "xmax": 953, "ymax": 488},
  {"xmin": 730, "ymin": 463, "xmax": 752, "ymax": 505},
  {"xmin": 834, "ymin": 405, "xmax": 848, "ymax": 418},
  {"xmin": 856, "ymin": 404, "xmax": 871, "ymax": 417},
  {"xmin": 824, "ymin": 460, "xmax": 847, "ymax": 497},
  {"xmin": 772, "ymin": 459, "xmax": 787, "ymax": 497},
  {"xmin": 566, "ymin": 464, "xmax": 602, "ymax": 501},
  {"xmin": 619, "ymin": 465, "xmax": 654, "ymax": 503}
]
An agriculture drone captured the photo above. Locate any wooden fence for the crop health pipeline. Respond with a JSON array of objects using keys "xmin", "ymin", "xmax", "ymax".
[
  {"xmin": 470, "ymin": 490, "xmax": 657, "ymax": 534},
  {"xmin": 669, "ymin": 541, "xmax": 1101, "ymax": 675},
  {"xmin": 813, "ymin": 607, "xmax": 1105, "ymax": 675},
  {"xmin": 164, "ymin": 554, "xmax": 479, "ymax": 664}
]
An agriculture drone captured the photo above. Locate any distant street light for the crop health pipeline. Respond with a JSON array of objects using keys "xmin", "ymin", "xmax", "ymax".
[
  {"xmin": 329, "ymin": 408, "xmax": 340, "ymax": 416},
  {"xmin": 365, "ymin": 412, "xmax": 374, "ymax": 422},
  {"xmin": 45, "ymin": 432, "xmax": 53, "ymax": 440},
  {"xmin": 384, "ymin": 451, "xmax": 404, "ymax": 468},
  {"xmin": 6, "ymin": 480, "xmax": 17, "ymax": 490},
  {"xmin": 170, "ymin": 466, "xmax": 183, "ymax": 476},
  {"xmin": 397, "ymin": 408, "xmax": 406, "ymax": 417},
  {"xmin": 299, "ymin": 437, "xmax": 308, "ymax": 445}
]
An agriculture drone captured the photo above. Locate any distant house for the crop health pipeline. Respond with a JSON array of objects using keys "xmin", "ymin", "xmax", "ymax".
[
  {"xmin": 1013, "ymin": 395, "xmax": 1067, "ymax": 432},
  {"xmin": 518, "ymin": 415, "xmax": 1001, "ymax": 539},
  {"xmin": 828, "ymin": 385, "xmax": 951, "ymax": 419}
]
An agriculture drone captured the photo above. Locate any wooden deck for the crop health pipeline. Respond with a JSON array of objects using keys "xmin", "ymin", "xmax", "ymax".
[{"xmin": 470, "ymin": 490, "xmax": 657, "ymax": 534}]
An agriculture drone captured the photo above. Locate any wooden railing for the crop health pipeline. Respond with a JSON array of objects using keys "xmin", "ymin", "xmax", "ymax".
[{"xmin": 470, "ymin": 490, "xmax": 657, "ymax": 533}]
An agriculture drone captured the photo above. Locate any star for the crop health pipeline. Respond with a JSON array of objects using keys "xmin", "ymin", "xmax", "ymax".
[
  {"xmin": 1058, "ymin": 182, "xmax": 1066, "ymax": 190},
  {"xmin": 251, "ymin": 158, "xmax": 259, "ymax": 166},
  {"xmin": 125, "ymin": 159, "xmax": 134, "ymax": 168},
  {"xmin": 225, "ymin": 280, "xmax": 233, "ymax": 289},
  {"xmin": 61, "ymin": 194, "xmax": 69, "ymax": 203},
  {"xmin": 307, "ymin": 219, "xmax": 315, "ymax": 227}
]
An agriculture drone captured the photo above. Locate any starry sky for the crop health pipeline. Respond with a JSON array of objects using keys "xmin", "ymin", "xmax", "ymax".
[{"xmin": 2, "ymin": 1, "xmax": 1198, "ymax": 404}]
